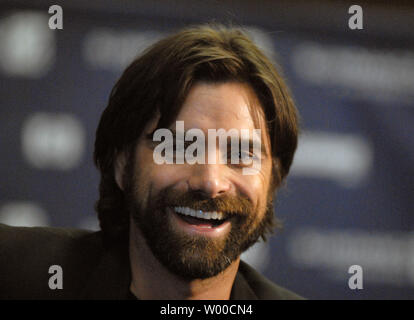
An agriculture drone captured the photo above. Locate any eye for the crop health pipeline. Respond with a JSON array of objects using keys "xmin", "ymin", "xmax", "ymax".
[{"xmin": 228, "ymin": 150, "xmax": 257, "ymax": 166}]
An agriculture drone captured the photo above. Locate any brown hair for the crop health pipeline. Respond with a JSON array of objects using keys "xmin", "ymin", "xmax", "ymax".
[{"xmin": 93, "ymin": 24, "xmax": 300, "ymax": 242}]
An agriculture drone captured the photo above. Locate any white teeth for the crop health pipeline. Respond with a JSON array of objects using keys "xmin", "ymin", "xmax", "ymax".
[
  {"xmin": 173, "ymin": 207, "xmax": 225, "ymax": 220},
  {"xmin": 196, "ymin": 210, "xmax": 204, "ymax": 219}
]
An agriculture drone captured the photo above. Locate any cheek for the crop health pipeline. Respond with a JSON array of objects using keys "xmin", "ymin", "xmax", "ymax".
[
  {"xmin": 232, "ymin": 162, "xmax": 272, "ymax": 216},
  {"xmin": 149, "ymin": 165, "xmax": 185, "ymax": 191},
  {"xmin": 134, "ymin": 145, "xmax": 186, "ymax": 195},
  {"xmin": 233, "ymin": 174, "xmax": 269, "ymax": 212}
]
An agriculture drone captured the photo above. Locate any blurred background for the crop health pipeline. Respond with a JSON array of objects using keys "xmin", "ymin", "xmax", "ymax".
[{"xmin": 0, "ymin": 0, "xmax": 413, "ymax": 299}]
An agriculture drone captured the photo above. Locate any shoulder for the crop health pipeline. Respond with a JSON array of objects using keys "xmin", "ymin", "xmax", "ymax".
[
  {"xmin": 238, "ymin": 260, "xmax": 305, "ymax": 300},
  {"xmin": 0, "ymin": 222, "xmax": 95, "ymax": 243},
  {"xmin": 0, "ymin": 223, "xmax": 104, "ymax": 299},
  {"xmin": 0, "ymin": 223, "xmax": 103, "ymax": 260}
]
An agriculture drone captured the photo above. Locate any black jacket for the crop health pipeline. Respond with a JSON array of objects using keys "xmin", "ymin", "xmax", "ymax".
[{"xmin": 0, "ymin": 223, "xmax": 303, "ymax": 300}]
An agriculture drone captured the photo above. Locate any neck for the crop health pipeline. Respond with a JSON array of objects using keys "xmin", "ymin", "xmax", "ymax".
[{"xmin": 128, "ymin": 226, "xmax": 240, "ymax": 300}]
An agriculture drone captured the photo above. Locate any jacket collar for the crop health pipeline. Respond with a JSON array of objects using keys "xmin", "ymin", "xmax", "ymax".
[
  {"xmin": 230, "ymin": 262, "xmax": 259, "ymax": 300},
  {"xmin": 80, "ymin": 241, "xmax": 131, "ymax": 299}
]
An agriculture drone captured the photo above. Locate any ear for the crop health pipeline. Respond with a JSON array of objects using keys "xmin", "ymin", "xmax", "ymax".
[{"xmin": 114, "ymin": 152, "xmax": 127, "ymax": 191}]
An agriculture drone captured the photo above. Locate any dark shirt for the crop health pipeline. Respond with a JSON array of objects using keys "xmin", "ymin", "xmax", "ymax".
[{"xmin": 0, "ymin": 223, "xmax": 304, "ymax": 300}]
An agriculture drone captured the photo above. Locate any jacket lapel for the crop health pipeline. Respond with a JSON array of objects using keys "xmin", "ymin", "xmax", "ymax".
[{"xmin": 80, "ymin": 242, "xmax": 131, "ymax": 299}]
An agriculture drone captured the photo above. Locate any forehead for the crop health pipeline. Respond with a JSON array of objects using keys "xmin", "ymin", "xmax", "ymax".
[{"xmin": 175, "ymin": 82, "xmax": 265, "ymax": 131}]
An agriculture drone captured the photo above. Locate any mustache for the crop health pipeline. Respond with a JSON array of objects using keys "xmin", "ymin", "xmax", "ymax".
[{"xmin": 157, "ymin": 188, "xmax": 254, "ymax": 218}]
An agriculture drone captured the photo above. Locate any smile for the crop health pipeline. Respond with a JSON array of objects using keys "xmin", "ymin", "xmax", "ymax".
[
  {"xmin": 168, "ymin": 207, "xmax": 231, "ymax": 236},
  {"xmin": 174, "ymin": 206, "xmax": 226, "ymax": 220}
]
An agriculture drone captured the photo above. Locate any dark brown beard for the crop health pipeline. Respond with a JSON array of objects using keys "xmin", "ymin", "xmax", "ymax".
[{"xmin": 125, "ymin": 177, "xmax": 276, "ymax": 280}]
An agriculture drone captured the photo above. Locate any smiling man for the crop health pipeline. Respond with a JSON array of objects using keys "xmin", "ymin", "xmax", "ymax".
[{"xmin": 0, "ymin": 24, "xmax": 302, "ymax": 300}]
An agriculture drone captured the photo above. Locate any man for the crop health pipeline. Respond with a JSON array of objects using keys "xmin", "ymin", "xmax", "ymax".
[{"xmin": 0, "ymin": 24, "xmax": 302, "ymax": 299}]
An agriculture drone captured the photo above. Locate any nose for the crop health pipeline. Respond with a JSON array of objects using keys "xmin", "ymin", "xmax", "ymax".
[{"xmin": 187, "ymin": 163, "xmax": 231, "ymax": 198}]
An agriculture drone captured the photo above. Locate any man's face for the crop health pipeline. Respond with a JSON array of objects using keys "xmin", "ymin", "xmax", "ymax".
[{"xmin": 123, "ymin": 82, "xmax": 274, "ymax": 279}]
